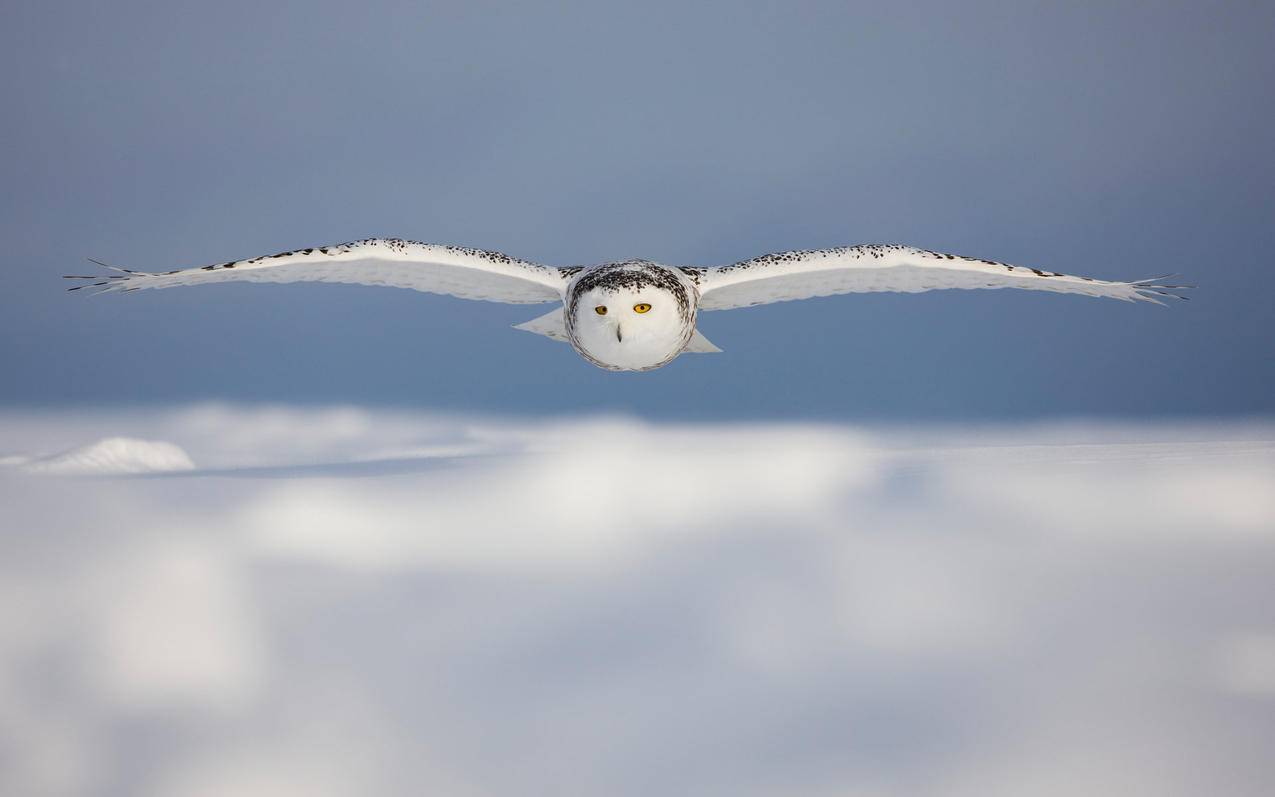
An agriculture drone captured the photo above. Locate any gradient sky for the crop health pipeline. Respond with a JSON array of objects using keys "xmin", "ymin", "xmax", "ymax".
[{"xmin": 2, "ymin": 0, "xmax": 1272, "ymax": 419}]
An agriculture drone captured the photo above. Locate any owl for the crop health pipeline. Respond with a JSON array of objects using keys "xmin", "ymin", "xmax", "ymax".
[{"xmin": 68, "ymin": 239, "xmax": 1187, "ymax": 371}]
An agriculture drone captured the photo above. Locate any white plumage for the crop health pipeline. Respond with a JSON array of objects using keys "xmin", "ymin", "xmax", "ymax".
[
  {"xmin": 697, "ymin": 244, "xmax": 1186, "ymax": 308},
  {"xmin": 69, "ymin": 238, "xmax": 1188, "ymax": 371}
]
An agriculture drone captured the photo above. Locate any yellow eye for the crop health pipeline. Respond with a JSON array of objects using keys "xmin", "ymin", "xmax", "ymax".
[
  {"xmin": 633, "ymin": 303, "xmax": 651, "ymax": 314},
  {"xmin": 594, "ymin": 305, "xmax": 607, "ymax": 315}
]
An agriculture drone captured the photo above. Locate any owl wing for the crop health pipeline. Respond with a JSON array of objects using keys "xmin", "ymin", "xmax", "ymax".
[
  {"xmin": 696, "ymin": 245, "xmax": 1189, "ymax": 310},
  {"xmin": 66, "ymin": 238, "xmax": 568, "ymax": 304}
]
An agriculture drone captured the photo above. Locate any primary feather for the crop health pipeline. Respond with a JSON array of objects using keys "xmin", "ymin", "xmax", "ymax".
[
  {"xmin": 66, "ymin": 238, "xmax": 567, "ymax": 304},
  {"xmin": 697, "ymin": 245, "xmax": 1189, "ymax": 309}
]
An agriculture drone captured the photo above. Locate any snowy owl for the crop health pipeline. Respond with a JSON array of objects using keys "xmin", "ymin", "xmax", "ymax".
[{"xmin": 68, "ymin": 239, "xmax": 1188, "ymax": 371}]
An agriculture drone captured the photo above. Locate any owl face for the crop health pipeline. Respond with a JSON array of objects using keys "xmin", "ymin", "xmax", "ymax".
[{"xmin": 566, "ymin": 263, "xmax": 696, "ymax": 371}]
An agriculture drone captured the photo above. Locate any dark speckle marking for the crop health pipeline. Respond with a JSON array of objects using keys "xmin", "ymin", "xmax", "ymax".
[
  {"xmin": 568, "ymin": 260, "xmax": 694, "ymax": 322},
  {"xmin": 678, "ymin": 267, "xmax": 704, "ymax": 285}
]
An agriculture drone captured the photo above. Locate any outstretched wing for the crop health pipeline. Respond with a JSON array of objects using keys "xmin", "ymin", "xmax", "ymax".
[
  {"xmin": 66, "ymin": 238, "xmax": 568, "ymax": 304},
  {"xmin": 697, "ymin": 245, "xmax": 1190, "ymax": 310}
]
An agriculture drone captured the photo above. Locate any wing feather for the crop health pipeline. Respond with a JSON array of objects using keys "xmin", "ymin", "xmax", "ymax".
[
  {"xmin": 67, "ymin": 238, "xmax": 567, "ymax": 304},
  {"xmin": 697, "ymin": 245, "xmax": 1190, "ymax": 310}
]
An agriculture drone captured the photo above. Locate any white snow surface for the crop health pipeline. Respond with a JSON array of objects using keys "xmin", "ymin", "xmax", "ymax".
[
  {"xmin": 0, "ymin": 404, "xmax": 1273, "ymax": 797},
  {"xmin": 16, "ymin": 436, "xmax": 196, "ymax": 474}
]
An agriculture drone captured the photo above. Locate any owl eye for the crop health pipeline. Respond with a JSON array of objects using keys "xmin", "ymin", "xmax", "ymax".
[
  {"xmin": 594, "ymin": 305, "xmax": 607, "ymax": 315},
  {"xmin": 633, "ymin": 303, "xmax": 652, "ymax": 314}
]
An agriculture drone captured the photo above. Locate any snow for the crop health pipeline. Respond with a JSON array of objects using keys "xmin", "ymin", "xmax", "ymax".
[
  {"xmin": 14, "ymin": 436, "xmax": 196, "ymax": 474},
  {"xmin": 0, "ymin": 405, "xmax": 1273, "ymax": 796}
]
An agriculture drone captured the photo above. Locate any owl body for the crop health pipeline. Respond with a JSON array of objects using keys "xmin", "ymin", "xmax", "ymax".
[{"xmin": 563, "ymin": 260, "xmax": 700, "ymax": 371}]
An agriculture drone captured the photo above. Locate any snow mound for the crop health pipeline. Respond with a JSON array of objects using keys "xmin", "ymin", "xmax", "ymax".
[{"xmin": 23, "ymin": 437, "xmax": 196, "ymax": 475}]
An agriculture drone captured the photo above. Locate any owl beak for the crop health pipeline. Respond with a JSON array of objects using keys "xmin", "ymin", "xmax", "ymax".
[{"xmin": 616, "ymin": 324, "xmax": 623, "ymax": 343}]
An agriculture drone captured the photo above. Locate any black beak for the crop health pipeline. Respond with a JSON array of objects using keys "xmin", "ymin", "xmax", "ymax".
[{"xmin": 616, "ymin": 325, "xmax": 623, "ymax": 342}]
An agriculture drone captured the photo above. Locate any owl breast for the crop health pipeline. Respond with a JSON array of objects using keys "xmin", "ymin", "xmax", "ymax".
[{"xmin": 564, "ymin": 261, "xmax": 699, "ymax": 371}]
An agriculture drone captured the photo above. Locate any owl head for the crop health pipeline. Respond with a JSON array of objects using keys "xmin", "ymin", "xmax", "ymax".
[{"xmin": 566, "ymin": 262, "xmax": 696, "ymax": 371}]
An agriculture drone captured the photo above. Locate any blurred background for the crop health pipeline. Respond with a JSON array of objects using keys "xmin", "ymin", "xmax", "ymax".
[{"xmin": 2, "ymin": 1, "xmax": 1273, "ymax": 795}]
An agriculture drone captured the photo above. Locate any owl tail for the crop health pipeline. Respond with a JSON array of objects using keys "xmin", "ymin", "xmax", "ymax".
[
  {"xmin": 512, "ymin": 309, "xmax": 569, "ymax": 342},
  {"xmin": 513, "ymin": 308, "xmax": 721, "ymax": 354},
  {"xmin": 684, "ymin": 329, "xmax": 722, "ymax": 354}
]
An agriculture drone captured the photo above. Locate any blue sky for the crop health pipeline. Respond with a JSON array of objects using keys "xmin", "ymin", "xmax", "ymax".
[{"xmin": 2, "ymin": 0, "xmax": 1271, "ymax": 419}]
